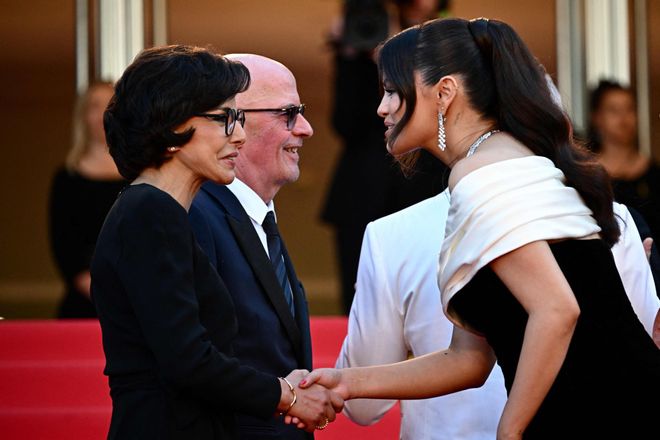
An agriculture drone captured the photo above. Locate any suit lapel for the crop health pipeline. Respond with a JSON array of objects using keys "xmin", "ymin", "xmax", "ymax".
[{"xmin": 203, "ymin": 184, "xmax": 303, "ymax": 358}]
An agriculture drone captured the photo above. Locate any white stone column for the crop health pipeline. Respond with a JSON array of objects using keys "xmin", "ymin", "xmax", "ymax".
[
  {"xmin": 98, "ymin": 0, "xmax": 144, "ymax": 82},
  {"xmin": 585, "ymin": 0, "xmax": 630, "ymax": 87},
  {"xmin": 152, "ymin": 0, "xmax": 168, "ymax": 46},
  {"xmin": 556, "ymin": 0, "xmax": 586, "ymax": 132},
  {"xmin": 634, "ymin": 0, "xmax": 651, "ymax": 156},
  {"xmin": 75, "ymin": 0, "xmax": 89, "ymax": 93}
]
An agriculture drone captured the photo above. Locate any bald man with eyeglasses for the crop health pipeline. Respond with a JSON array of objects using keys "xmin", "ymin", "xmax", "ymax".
[{"xmin": 189, "ymin": 54, "xmax": 327, "ymax": 439}]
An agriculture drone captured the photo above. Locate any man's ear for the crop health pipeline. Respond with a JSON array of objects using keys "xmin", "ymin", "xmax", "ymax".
[{"xmin": 434, "ymin": 75, "xmax": 458, "ymax": 113}]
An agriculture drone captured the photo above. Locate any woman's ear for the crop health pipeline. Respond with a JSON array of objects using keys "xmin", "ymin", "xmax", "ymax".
[{"xmin": 435, "ymin": 75, "xmax": 458, "ymax": 112}]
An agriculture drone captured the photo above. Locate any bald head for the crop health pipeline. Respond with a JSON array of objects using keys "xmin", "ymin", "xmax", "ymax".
[
  {"xmin": 226, "ymin": 54, "xmax": 297, "ymax": 108},
  {"xmin": 222, "ymin": 53, "xmax": 313, "ymax": 203}
]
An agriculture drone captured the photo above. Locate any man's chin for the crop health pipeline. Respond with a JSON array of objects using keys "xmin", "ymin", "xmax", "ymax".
[{"xmin": 285, "ymin": 169, "xmax": 300, "ymax": 184}]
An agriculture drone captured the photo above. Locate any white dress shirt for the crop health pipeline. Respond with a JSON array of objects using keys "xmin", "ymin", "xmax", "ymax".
[
  {"xmin": 337, "ymin": 189, "xmax": 658, "ymax": 440},
  {"xmin": 227, "ymin": 178, "xmax": 275, "ymax": 256},
  {"xmin": 611, "ymin": 202, "xmax": 660, "ymax": 335}
]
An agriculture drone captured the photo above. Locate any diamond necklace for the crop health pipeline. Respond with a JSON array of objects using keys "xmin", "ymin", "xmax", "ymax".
[{"xmin": 466, "ymin": 130, "xmax": 500, "ymax": 157}]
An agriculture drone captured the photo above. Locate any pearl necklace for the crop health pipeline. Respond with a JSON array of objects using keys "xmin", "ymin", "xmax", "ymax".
[{"xmin": 466, "ymin": 130, "xmax": 500, "ymax": 157}]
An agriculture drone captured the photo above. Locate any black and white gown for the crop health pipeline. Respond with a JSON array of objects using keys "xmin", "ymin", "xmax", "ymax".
[{"xmin": 438, "ymin": 156, "xmax": 660, "ymax": 439}]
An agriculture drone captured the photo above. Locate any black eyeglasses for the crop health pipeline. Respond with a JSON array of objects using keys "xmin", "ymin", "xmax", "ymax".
[
  {"xmin": 195, "ymin": 108, "xmax": 246, "ymax": 136},
  {"xmin": 242, "ymin": 104, "xmax": 306, "ymax": 131}
]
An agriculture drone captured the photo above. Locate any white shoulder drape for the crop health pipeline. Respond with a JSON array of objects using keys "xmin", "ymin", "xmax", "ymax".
[{"xmin": 438, "ymin": 156, "xmax": 601, "ymax": 328}]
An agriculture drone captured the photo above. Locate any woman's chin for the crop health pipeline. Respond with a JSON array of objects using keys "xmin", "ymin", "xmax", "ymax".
[
  {"xmin": 387, "ymin": 141, "xmax": 420, "ymax": 157},
  {"xmin": 386, "ymin": 141, "xmax": 408, "ymax": 156}
]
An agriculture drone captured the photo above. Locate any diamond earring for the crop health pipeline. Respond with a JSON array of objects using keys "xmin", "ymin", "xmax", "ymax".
[{"xmin": 437, "ymin": 112, "xmax": 446, "ymax": 151}]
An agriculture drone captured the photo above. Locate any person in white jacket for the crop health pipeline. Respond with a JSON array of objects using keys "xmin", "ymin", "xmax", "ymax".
[{"xmin": 336, "ymin": 190, "xmax": 659, "ymax": 440}]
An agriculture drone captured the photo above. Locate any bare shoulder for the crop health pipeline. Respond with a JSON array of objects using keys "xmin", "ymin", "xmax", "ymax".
[{"xmin": 448, "ymin": 132, "xmax": 533, "ymax": 191}]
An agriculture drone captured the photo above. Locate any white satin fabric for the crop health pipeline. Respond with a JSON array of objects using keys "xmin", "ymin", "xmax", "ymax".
[{"xmin": 438, "ymin": 156, "xmax": 601, "ymax": 328}]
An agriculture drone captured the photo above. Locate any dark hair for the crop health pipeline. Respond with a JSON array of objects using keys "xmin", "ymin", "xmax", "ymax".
[
  {"xmin": 104, "ymin": 45, "xmax": 250, "ymax": 180},
  {"xmin": 376, "ymin": 26, "xmax": 421, "ymax": 174},
  {"xmin": 378, "ymin": 18, "xmax": 619, "ymax": 246},
  {"xmin": 587, "ymin": 79, "xmax": 635, "ymax": 153}
]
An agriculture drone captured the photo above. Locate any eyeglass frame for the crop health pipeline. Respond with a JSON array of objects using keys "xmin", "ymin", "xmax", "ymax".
[
  {"xmin": 194, "ymin": 108, "xmax": 246, "ymax": 136},
  {"xmin": 242, "ymin": 104, "xmax": 306, "ymax": 131}
]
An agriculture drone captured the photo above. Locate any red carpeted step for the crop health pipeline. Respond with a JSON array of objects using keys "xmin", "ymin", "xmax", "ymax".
[
  {"xmin": 0, "ymin": 317, "xmax": 400, "ymax": 439},
  {"xmin": 0, "ymin": 411, "xmax": 110, "ymax": 440},
  {"xmin": 310, "ymin": 316, "xmax": 401, "ymax": 439},
  {"xmin": 0, "ymin": 319, "xmax": 104, "ymax": 361}
]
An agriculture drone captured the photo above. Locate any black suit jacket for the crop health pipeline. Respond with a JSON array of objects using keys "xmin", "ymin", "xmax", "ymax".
[
  {"xmin": 91, "ymin": 184, "xmax": 281, "ymax": 440},
  {"xmin": 189, "ymin": 183, "xmax": 313, "ymax": 440}
]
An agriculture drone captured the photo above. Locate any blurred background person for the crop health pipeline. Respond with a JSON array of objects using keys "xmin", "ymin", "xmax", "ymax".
[
  {"xmin": 588, "ymin": 79, "xmax": 660, "ymax": 243},
  {"xmin": 48, "ymin": 81, "xmax": 126, "ymax": 319},
  {"xmin": 320, "ymin": 0, "xmax": 450, "ymax": 314},
  {"xmin": 587, "ymin": 79, "xmax": 660, "ymax": 298}
]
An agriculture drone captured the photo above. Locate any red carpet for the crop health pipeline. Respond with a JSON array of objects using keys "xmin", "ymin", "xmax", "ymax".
[{"xmin": 0, "ymin": 318, "xmax": 399, "ymax": 439}]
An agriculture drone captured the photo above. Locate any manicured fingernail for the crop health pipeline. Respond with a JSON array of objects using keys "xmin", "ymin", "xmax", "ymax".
[{"xmin": 300, "ymin": 380, "xmax": 307, "ymax": 386}]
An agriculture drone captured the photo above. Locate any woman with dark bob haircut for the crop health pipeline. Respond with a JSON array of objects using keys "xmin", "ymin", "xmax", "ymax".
[
  {"xmin": 92, "ymin": 45, "xmax": 341, "ymax": 440},
  {"xmin": 298, "ymin": 18, "xmax": 660, "ymax": 439}
]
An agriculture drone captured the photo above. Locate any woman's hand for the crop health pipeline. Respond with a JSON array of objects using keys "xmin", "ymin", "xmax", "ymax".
[
  {"xmin": 282, "ymin": 368, "xmax": 349, "ymax": 430},
  {"xmin": 643, "ymin": 237, "xmax": 653, "ymax": 261},
  {"xmin": 73, "ymin": 270, "xmax": 92, "ymax": 298},
  {"xmin": 298, "ymin": 368, "xmax": 349, "ymax": 400},
  {"xmin": 653, "ymin": 309, "xmax": 660, "ymax": 349},
  {"xmin": 279, "ymin": 369, "xmax": 344, "ymax": 432}
]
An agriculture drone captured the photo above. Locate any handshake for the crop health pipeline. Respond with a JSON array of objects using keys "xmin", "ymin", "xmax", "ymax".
[{"xmin": 275, "ymin": 368, "xmax": 346, "ymax": 433}]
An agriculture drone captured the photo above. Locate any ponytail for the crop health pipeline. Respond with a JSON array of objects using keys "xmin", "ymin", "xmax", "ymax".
[{"xmin": 413, "ymin": 18, "xmax": 620, "ymax": 246}]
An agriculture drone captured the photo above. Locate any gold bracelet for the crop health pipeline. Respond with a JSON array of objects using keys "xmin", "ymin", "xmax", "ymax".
[{"xmin": 278, "ymin": 377, "xmax": 297, "ymax": 416}]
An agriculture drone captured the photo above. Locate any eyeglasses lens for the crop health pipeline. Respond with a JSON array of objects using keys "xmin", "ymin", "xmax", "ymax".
[{"xmin": 286, "ymin": 105, "xmax": 305, "ymax": 130}]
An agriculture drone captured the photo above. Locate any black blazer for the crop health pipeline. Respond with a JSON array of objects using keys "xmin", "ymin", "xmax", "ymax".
[
  {"xmin": 91, "ymin": 184, "xmax": 281, "ymax": 440},
  {"xmin": 189, "ymin": 183, "xmax": 313, "ymax": 440}
]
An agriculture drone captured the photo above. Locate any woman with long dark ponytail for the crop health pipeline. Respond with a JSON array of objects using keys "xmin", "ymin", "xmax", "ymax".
[{"xmin": 298, "ymin": 18, "xmax": 660, "ymax": 439}]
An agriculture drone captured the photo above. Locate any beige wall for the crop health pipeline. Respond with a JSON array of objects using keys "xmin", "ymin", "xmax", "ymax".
[
  {"xmin": 0, "ymin": 0, "xmax": 656, "ymax": 318},
  {"xmin": 453, "ymin": 0, "xmax": 557, "ymax": 75},
  {"xmin": 0, "ymin": 1, "xmax": 76, "ymax": 316}
]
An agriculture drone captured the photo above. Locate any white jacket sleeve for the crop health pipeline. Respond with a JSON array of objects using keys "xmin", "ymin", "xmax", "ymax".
[
  {"xmin": 611, "ymin": 203, "xmax": 660, "ymax": 335},
  {"xmin": 335, "ymin": 222, "xmax": 407, "ymax": 425}
]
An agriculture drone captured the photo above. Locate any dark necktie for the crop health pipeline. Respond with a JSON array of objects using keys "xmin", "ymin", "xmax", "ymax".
[{"xmin": 262, "ymin": 211, "xmax": 295, "ymax": 316}]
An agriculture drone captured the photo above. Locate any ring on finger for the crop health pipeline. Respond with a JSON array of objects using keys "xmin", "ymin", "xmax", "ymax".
[{"xmin": 316, "ymin": 417, "xmax": 329, "ymax": 430}]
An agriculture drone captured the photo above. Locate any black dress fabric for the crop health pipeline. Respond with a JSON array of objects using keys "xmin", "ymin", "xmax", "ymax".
[
  {"xmin": 450, "ymin": 239, "xmax": 660, "ymax": 439},
  {"xmin": 48, "ymin": 166, "xmax": 126, "ymax": 318},
  {"xmin": 91, "ymin": 184, "xmax": 280, "ymax": 440}
]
